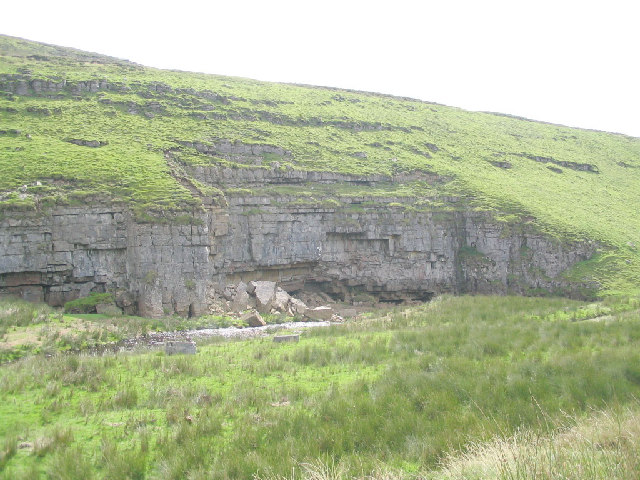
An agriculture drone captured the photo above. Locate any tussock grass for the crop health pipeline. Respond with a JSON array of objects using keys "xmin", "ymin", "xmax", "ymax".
[
  {"xmin": 433, "ymin": 404, "xmax": 640, "ymax": 480},
  {"xmin": 0, "ymin": 297, "xmax": 57, "ymax": 329},
  {"xmin": 0, "ymin": 434, "xmax": 17, "ymax": 470},
  {"xmin": 255, "ymin": 405, "xmax": 640, "ymax": 480},
  {"xmin": 32, "ymin": 426, "xmax": 74, "ymax": 458},
  {"xmin": 0, "ymin": 295, "xmax": 639, "ymax": 478}
]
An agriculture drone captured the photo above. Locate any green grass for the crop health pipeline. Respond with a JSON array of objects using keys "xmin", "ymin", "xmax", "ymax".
[
  {"xmin": 0, "ymin": 297, "xmax": 57, "ymax": 329},
  {"xmin": 0, "ymin": 297, "xmax": 253, "ymax": 363},
  {"xmin": 274, "ymin": 404, "xmax": 640, "ymax": 479},
  {"xmin": 63, "ymin": 293, "xmax": 114, "ymax": 314},
  {"xmin": 1, "ymin": 35, "xmax": 639, "ymax": 293},
  {"xmin": 426, "ymin": 404, "xmax": 640, "ymax": 480},
  {"xmin": 1, "ymin": 295, "xmax": 640, "ymax": 478}
]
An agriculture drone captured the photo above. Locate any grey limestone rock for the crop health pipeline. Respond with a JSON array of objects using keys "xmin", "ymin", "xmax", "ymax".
[
  {"xmin": 289, "ymin": 297, "xmax": 308, "ymax": 316},
  {"xmin": 249, "ymin": 281, "xmax": 277, "ymax": 313},
  {"xmin": 272, "ymin": 288, "xmax": 291, "ymax": 312},
  {"xmin": 231, "ymin": 286, "xmax": 251, "ymax": 312},
  {"xmin": 273, "ymin": 334, "xmax": 299, "ymax": 343},
  {"xmin": 66, "ymin": 138, "xmax": 108, "ymax": 148},
  {"xmin": 241, "ymin": 310, "xmax": 266, "ymax": 327},
  {"xmin": 305, "ymin": 306, "xmax": 333, "ymax": 321},
  {"xmin": 0, "ymin": 168, "xmax": 598, "ymax": 316}
]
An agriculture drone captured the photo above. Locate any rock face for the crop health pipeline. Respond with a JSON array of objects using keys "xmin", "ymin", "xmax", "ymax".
[{"xmin": 0, "ymin": 170, "xmax": 597, "ymax": 316}]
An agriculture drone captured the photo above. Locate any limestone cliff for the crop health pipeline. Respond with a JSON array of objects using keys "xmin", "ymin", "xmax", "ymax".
[{"xmin": 0, "ymin": 167, "xmax": 596, "ymax": 316}]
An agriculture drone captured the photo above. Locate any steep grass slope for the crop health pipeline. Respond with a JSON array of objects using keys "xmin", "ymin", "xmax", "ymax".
[{"xmin": 0, "ymin": 34, "xmax": 639, "ymax": 294}]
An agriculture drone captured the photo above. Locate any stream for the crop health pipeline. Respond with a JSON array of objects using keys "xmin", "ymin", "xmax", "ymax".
[{"xmin": 98, "ymin": 320, "xmax": 333, "ymax": 354}]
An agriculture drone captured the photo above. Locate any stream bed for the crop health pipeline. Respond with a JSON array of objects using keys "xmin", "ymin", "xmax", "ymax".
[{"xmin": 98, "ymin": 320, "xmax": 334, "ymax": 354}]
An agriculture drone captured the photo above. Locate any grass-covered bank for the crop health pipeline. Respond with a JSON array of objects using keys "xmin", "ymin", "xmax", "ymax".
[
  {"xmin": 0, "ymin": 296, "xmax": 269, "ymax": 363},
  {"xmin": 1, "ymin": 295, "xmax": 639, "ymax": 478}
]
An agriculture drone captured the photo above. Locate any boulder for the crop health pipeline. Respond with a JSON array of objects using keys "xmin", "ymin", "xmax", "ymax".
[
  {"xmin": 231, "ymin": 289, "xmax": 250, "ymax": 312},
  {"xmin": 222, "ymin": 284, "xmax": 235, "ymax": 301},
  {"xmin": 115, "ymin": 290, "xmax": 135, "ymax": 310},
  {"xmin": 272, "ymin": 288, "xmax": 291, "ymax": 312},
  {"xmin": 305, "ymin": 306, "xmax": 333, "ymax": 321},
  {"xmin": 236, "ymin": 281, "xmax": 248, "ymax": 294},
  {"xmin": 230, "ymin": 282, "xmax": 250, "ymax": 312},
  {"xmin": 241, "ymin": 310, "xmax": 266, "ymax": 327},
  {"xmin": 249, "ymin": 281, "xmax": 277, "ymax": 313},
  {"xmin": 289, "ymin": 298, "xmax": 308, "ymax": 316},
  {"xmin": 339, "ymin": 308, "xmax": 357, "ymax": 318}
]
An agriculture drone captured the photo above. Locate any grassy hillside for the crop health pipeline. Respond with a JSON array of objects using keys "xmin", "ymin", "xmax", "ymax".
[{"xmin": 0, "ymin": 35, "xmax": 639, "ymax": 294}]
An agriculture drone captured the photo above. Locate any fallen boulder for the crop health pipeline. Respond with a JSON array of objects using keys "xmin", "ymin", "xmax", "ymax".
[
  {"xmin": 272, "ymin": 288, "xmax": 291, "ymax": 312},
  {"xmin": 289, "ymin": 298, "xmax": 308, "ymax": 316},
  {"xmin": 305, "ymin": 306, "xmax": 333, "ymax": 321},
  {"xmin": 339, "ymin": 308, "xmax": 357, "ymax": 318},
  {"xmin": 231, "ymin": 281, "xmax": 251, "ymax": 312},
  {"xmin": 241, "ymin": 310, "xmax": 266, "ymax": 327},
  {"xmin": 273, "ymin": 334, "xmax": 300, "ymax": 343},
  {"xmin": 249, "ymin": 281, "xmax": 277, "ymax": 313}
]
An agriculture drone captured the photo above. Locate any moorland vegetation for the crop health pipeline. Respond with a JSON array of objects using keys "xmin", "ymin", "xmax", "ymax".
[{"xmin": 1, "ymin": 295, "xmax": 639, "ymax": 478}]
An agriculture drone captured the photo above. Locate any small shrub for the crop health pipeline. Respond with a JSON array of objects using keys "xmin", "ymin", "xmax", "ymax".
[
  {"xmin": 64, "ymin": 293, "xmax": 113, "ymax": 314},
  {"xmin": 143, "ymin": 271, "xmax": 158, "ymax": 285}
]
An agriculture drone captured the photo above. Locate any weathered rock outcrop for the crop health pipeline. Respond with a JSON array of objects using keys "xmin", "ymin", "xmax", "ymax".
[{"xmin": 0, "ymin": 169, "xmax": 597, "ymax": 316}]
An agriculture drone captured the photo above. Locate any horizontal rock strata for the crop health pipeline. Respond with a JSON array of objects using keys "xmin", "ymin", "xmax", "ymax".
[{"xmin": 0, "ymin": 171, "xmax": 596, "ymax": 316}]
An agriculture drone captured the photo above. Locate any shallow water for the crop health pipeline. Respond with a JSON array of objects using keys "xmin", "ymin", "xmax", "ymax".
[
  {"xmin": 184, "ymin": 320, "xmax": 331, "ymax": 339},
  {"xmin": 112, "ymin": 320, "xmax": 332, "ymax": 351}
]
